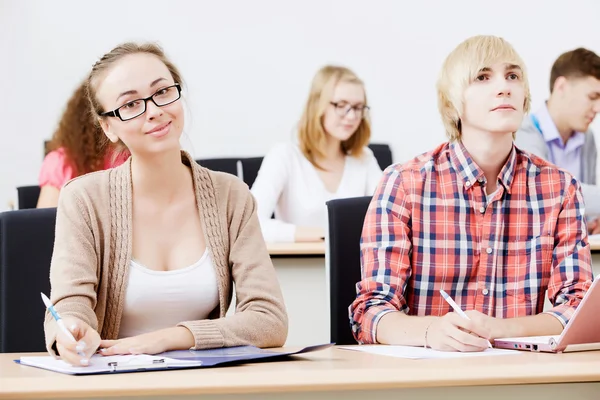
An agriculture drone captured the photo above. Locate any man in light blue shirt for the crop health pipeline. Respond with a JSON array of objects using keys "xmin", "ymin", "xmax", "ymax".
[
  {"xmin": 516, "ymin": 48, "xmax": 600, "ymax": 231},
  {"xmin": 529, "ymin": 104, "xmax": 587, "ymax": 179}
]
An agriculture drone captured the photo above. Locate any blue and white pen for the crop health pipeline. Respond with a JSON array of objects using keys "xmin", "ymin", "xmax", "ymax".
[
  {"xmin": 439, "ymin": 289, "xmax": 493, "ymax": 348},
  {"xmin": 41, "ymin": 293, "xmax": 88, "ymax": 362}
]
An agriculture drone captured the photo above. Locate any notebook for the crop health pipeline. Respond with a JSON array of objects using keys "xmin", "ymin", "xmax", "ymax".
[
  {"xmin": 495, "ymin": 275, "xmax": 600, "ymax": 353},
  {"xmin": 16, "ymin": 343, "xmax": 333, "ymax": 375}
]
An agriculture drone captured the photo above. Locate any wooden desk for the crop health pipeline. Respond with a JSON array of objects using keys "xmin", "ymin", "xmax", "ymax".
[
  {"xmin": 230, "ymin": 242, "xmax": 328, "ymax": 347},
  {"xmin": 587, "ymin": 236, "xmax": 600, "ymax": 277},
  {"xmin": 589, "ymin": 235, "xmax": 600, "ymax": 251},
  {"xmin": 266, "ymin": 242, "xmax": 325, "ymax": 256},
  {"xmin": 2, "ymin": 347, "xmax": 600, "ymax": 399}
]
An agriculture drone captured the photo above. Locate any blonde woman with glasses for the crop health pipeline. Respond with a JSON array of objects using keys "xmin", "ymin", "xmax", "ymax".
[{"xmin": 251, "ymin": 66, "xmax": 383, "ymax": 243}]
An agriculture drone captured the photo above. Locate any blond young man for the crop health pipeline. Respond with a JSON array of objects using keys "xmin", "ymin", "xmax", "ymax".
[{"xmin": 350, "ymin": 36, "xmax": 593, "ymax": 352}]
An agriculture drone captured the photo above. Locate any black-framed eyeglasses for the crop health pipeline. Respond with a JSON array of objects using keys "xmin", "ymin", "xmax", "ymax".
[
  {"xmin": 330, "ymin": 101, "xmax": 370, "ymax": 118},
  {"xmin": 100, "ymin": 83, "xmax": 182, "ymax": 121}
]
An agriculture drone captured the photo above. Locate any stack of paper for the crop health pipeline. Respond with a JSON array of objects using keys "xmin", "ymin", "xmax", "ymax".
[{"xmin": 340, "ymin": 345, "xmax": 519, "ymax": 359}]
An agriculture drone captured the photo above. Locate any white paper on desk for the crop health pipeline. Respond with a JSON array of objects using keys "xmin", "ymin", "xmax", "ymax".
[
  {"xmin": 18, "ymin": 354, "xmax": 199, "ymax": 375},
  {"xmin": 340, "ymin": 345, "xmax": 519, "ymax": 359}
]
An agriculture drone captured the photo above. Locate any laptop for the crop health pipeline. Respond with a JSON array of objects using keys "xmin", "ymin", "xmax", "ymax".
[{"xmin": 495, "ymin": 275, "xmax": 600, "ymax": 353}]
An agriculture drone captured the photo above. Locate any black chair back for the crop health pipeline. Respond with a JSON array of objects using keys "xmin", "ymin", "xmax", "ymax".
[
  {"xmin": 0, "ymin": 208, "xmax": 57, "ymax": 352},
  {"xmin": 240, "ymin": 157, "xmax": 264, "ymax": 188},
  {"xmin": 326, "ymin": 196, "xmax": 371, "ymax": 345},
  {"xmin": 196, "ymin": 158, "xmax": 240, "ymax": 176},
  {"xmin": 16, "ymin": 186, "xmax": 41, "ymax": 210},
  {"xmin": 368, "ymin": 143, "xmax": 393, "ymax": 170}
]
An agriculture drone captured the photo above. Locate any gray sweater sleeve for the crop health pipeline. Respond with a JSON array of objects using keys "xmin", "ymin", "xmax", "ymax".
[
  {"xmin": 514, "ymin": 120, "xmax": 551, "ymax": 160},
  {"xmin": 515, "ymin": 120, "xmax": 600, "ymax": 216}
]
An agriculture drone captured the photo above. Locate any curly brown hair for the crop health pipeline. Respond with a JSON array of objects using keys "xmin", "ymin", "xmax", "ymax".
[{"xmin": 47, "ymin": 81, "xmax": 110, "ymax": 176}]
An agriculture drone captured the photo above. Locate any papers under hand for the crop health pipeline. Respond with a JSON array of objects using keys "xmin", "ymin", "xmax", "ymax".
[
  {"xmin": 18, "ymin": 354, "xmax": 200, "ymax": 375},
  {"xmin": 17, "ymin": 343, "xmax": 335, "ymax": 375},
  {"xmin": 340, "ymin": 345, "xmax": 518, "ymax": 359}
]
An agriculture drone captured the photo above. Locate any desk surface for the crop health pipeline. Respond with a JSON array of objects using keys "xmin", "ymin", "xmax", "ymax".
[
  {"xmin": 2, "ymin": 347, "xmax": 600, "ymax": 399},
  {"xmin": 266, "ymin": 242, "xmax": 325, "ymax": 256},
  {"xmin": 589, "ymin": 235, "xmax": 600, "ymax": 251}
]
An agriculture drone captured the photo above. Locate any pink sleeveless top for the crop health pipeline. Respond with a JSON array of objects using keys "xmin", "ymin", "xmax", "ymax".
[{"xmin": 39, "ymin": 147, "xmax": 130, "ymax": 188}]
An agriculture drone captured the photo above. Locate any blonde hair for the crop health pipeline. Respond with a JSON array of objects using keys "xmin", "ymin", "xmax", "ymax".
[
  {"xmin": 297, "ymin": 65, "xmax": 371, "ymax": 169},
  {"xmin": 437, "ymin": 35, "xmax": 531, "ymax": 141},
  {"xmin": 85, "ymin": 42, "xmax": 185, "ymax": 153}
]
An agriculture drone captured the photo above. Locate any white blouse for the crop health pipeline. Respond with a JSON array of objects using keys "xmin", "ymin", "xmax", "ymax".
[
  {"xmin": 250, "ymin": 143, "xmax": 383, "ymax": 242},
  {"xmin": 118, "ymin": 249, "xmax": 219, "ymax": 338}
]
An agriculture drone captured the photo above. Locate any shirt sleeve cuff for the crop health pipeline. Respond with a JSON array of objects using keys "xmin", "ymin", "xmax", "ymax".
[
  {"xmin": 177, "ymin": 320, "xmax": 225, "ymax": 350},
  {"xmin": 361, "ymin": 306, "xmax": 398, "ymax": 344},
  {"xmin": 543, "ymin": 305, "xmax": 574, "ymax": 328}
]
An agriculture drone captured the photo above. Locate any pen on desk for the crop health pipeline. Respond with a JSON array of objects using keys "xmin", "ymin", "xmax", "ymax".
[
  {"xmin": 41, "ymin": 293, "xmax": 88, "ymax": 362},
  {"xmin": 439, "ymin": 290, "xmax": 493, "ymax": 348}
]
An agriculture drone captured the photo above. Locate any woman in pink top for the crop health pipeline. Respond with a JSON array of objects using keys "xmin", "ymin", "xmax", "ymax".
[{"xmin": 37, "ymin": 81, "xmax": 130, "ymax": 208}]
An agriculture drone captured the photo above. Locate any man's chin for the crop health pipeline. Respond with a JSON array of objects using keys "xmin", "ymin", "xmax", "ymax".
[
  {"xmin": 488, "ymin": 127, "xmax": 519, "ymax": 136},
  {"xmin": 575, "ymin": 124, "xmax": 591, "ymax": 133}
]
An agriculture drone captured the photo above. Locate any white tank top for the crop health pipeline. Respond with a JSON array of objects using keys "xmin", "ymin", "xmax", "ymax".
[{"xmin": 118, "ymin": 249, "xmax": 220, "ymax": 339}]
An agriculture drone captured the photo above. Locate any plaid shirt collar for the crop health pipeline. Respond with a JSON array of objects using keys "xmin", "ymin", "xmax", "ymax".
[{"xmin": 448, "ymin": 140, "xmax": 518, "ymax": 195}]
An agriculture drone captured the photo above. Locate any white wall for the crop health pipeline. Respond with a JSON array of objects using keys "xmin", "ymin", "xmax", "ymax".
[{"xmin": 1, "ymin": 0, "xmax": 599, "ymax": 210}]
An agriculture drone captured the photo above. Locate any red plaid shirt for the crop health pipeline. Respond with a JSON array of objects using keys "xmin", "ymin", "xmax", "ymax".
[{"xmin": 350, "ymin": 141, "xmax": 593, "ymax": 344}]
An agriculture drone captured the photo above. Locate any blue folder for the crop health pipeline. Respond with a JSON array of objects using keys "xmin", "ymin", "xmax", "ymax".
[{"xmin": 16, "ymin": 343, "xmax": 334, "ymax": 375}]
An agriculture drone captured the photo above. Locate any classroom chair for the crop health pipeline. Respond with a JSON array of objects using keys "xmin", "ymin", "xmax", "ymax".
[
  {"xmin": 44, "ymin": 140, "xmax": 51, "ymax": 157},
  {"xmin": 0, "ymin": 208, "xmax": 57, "ymax": 352},
  {"xmin": 240, "ymin": 157, "xmax": 264, "ymax": 189},
  {"xmin": 368, "ymin": 143, "xmax": 394, "ymax": 170},
  {"xmin": 326, "ymin": 196, "xmax": 371, "ymax": 345},
  {"xmin": 195, "ymin": 158, "xmax": 241, "ymax": 177},
  {"xmin": 16, "ymin": 185, "xmax": 41, "ymax": 210}
]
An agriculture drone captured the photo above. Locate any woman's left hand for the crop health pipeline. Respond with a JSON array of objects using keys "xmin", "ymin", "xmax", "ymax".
[{"xmin": 99, "ymin": 327, "xmax": 194, "ymax": 356}]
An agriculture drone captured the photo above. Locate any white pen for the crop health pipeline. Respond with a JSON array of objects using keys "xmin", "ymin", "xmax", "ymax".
[
  {"xmin": 439, "ymin": 289, "xmax": 493, "ymax": 348},
  {"xmin": 41, "ymin": 293, "xmax": 88, "ymax": 363}
]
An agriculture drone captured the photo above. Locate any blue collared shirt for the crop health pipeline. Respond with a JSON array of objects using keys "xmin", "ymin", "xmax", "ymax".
[{"xmin": 532, "ymin": 104, "xmax": 586, "ymax": 179}]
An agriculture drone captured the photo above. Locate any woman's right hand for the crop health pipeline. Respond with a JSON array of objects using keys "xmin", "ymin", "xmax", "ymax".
[
  {"xmin": 294, "ymin": 226, "xmax": 325, "ymax": 242},
  {"xmin": 55, "ymin": 317, "xmax": 101, "ymax": 366},
  {"xmin": 425, "ymin": 312, "xmax": 491, "ymax": 352}
]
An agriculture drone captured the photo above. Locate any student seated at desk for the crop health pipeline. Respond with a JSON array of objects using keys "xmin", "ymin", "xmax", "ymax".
[
  {"xmin": 350, "ymin": 35, "xmax": 593, "ymax": 352},
  {"xmin": 44, "ymin": 42, "xmax": 288, "ymax": 367},
  {"xmin": 251, "ymin": 66, "xmax": 382, "ymax": 243},
  {"xmin": 515, "ymin": 48, "xmax": 600, "ymax": 232},
  {"xmin": 37, "ymin": 81, "xmax": 129, "ymax": 208}
]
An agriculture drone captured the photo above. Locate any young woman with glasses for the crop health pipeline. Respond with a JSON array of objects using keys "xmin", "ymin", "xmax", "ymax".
[
  {"xmin": 43, "ymin": 42, "xmax": 288, "ymax": 367},
  {"xmin": 251, "ymin": 65, "xmax": 383, "ymax": 243}
]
